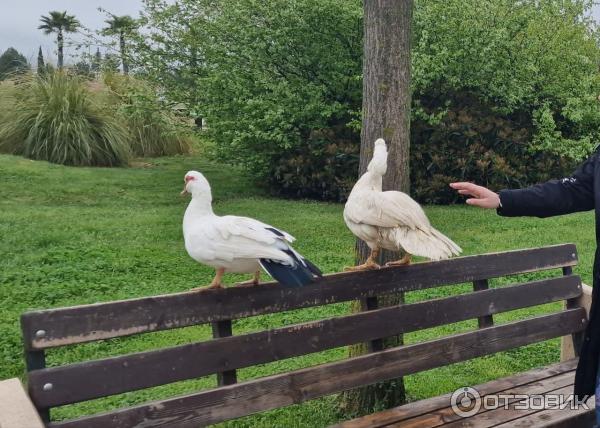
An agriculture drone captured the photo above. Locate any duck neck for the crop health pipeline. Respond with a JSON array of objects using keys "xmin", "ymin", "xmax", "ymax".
[
  {"xmin": 187, "ymin": 195, "xmax": 214, "ymax": 216},
  {"xmin": 355, "ymin": 171, "xmax": 382, "ymax": 192}
]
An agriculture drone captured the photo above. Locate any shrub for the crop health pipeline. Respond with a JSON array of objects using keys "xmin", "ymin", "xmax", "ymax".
[
  {"xmin": 268, "ymin": 126, "xmax": 359, "ymax": 201},
  {"xmin": 410, "ymin": 94, "xmax": 577, "ymax": 204},
  {"xmin": 138, "ymin": 0, "xmax": 600, "ymax": 203},
  {"xmin": 102, "ymin": 73, "xmax": 192, "ymax": 157},
  {"xmin": 0, "ymin": 48, "xmax": 29, "ymax": 81},
  {"xmin": 0, "ymin": 72, "xmax": 130, "ymax": 166},
  {"xmin": 269, "ymin": 94, "xmax": 577, "ymax": 204}
]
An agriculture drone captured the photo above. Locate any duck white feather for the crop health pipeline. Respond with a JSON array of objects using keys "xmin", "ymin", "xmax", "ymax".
[
  {"xmin": 182, "ymin": 171, "xmax": 321, "ymax": 288},
  {"xmin": 344, "ymin": 139, "xmax": 461, "ymax": 265}
]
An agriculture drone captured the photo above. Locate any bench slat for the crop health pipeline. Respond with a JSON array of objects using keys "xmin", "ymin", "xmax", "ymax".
[
  {"xmin": 21, "ymin": 244, "xmax": 578, "ymax": 350},
  {"xmin": 405, "ymin": 375, "xmax": 576, "ymax": 428},
  {"xmin": 438, "ymin": 383, "xmax": 577, "ymax": 428},
  {"xmin": 47, "ymin": 309, "xmax": 586, "ymax": 428},
  {"xmin": 332, "ymin": 359, "xmax": 580, "ymax": 428},
  {"xmin": 493, "ymin": 398, "xmax": 595, "ymax": 427},
  {"xmin": 28, "ymin": 275, "xmax": 581, "ymax": 408}
]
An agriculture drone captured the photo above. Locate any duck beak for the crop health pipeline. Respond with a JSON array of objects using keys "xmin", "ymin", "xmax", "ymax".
[{"xmin": 180, "ymin": 184, "xmax": 189, "ymax": 196}]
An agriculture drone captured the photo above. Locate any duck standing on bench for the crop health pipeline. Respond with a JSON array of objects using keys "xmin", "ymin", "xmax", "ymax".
[
  {"xmin": 344, "ymin": 138, "xmax": 462, "ymax": 271},
  {"xmin": 181, "ymin": 170, "xmax": 322, "ymax": 289}
]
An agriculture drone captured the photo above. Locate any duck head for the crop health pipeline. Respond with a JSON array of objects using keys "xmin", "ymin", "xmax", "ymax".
[{"xmin": 181, "ymin": 170, "xmax": 212, "ymax": 201}]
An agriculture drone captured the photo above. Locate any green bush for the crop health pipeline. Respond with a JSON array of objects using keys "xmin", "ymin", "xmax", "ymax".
[
  {"xmin": 137, "ymin": 0, "xmax": 600, "ymax": 203},
  {"xmin": 269, "ymin": 93, "xmax": 577, "ymax": 203},
  {"xmin": 103, "ymin": 73, "xmax": 192, "ymax": 157},
  {"xmin": 0, "ymin": 72, "xmax": 130, "ymax": 166},
  {"xmin": 410, "ymin": 94, "xmax": 577, "ymax": 203}
]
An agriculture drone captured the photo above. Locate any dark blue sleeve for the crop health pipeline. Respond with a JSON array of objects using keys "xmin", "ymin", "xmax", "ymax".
[{"xmin": 497, "ymin": 153, "xmax": 596, "ymax": 218}]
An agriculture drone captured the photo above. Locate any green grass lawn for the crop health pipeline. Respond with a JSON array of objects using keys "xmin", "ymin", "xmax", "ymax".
[{"xmin": 0, "ymin": 152, "xmax": 596, "ymax": 427}]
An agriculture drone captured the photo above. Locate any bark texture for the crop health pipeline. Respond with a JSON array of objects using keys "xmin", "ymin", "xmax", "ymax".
[
  {"xmin": 120, "ymin": 34, "xmax": 129, "ymax": 75},
  {"xmin": 57, "ymin": 31, "xmax": 64, "ymax": 70},
  {"xmin": 340, "ymin": 0, "xmax": 413, "ymax": 417}
]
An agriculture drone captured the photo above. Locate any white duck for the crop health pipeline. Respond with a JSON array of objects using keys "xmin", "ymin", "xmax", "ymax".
[
  {"xmin": 181, "ymin": 171, "xmax": 321, "ymax": 289},
  {"xmin": 344, "ymin": 138, "xmax": 461, "ymax": 270}
]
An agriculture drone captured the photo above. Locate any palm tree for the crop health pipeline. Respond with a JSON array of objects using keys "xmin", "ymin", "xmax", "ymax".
[
  {"xmin": 102, "ymin": 15, "xmax": 137, "ymax": 75},
  {"xmin": 38, "ymin": 11, "xmax": 80, "ymax": 69}
]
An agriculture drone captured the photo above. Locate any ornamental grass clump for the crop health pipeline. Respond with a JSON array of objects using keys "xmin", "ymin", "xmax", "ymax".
[
  {"xmin": 0, "ymin": 72, "xmax": 130, "ymax": 166},
  {"xmin": 103, "ymin": 72, "xmax": 192, "ymax": 157}
]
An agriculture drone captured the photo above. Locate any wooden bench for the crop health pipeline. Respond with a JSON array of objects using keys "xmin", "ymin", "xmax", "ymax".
[{"xmin": 3, "ymin": 243, "xmax": 593, "ymax": 427}]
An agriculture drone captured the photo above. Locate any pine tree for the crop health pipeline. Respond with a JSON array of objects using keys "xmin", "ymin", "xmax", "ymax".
[
  {"xmin": 91, "ymin": 48, "xmax": 102, "ymax": 73},
  {"xmin": 0, "ymin": 47, "xmax": 29, "ymax": 80},
  {"xmin": 37, "ymin": 46, "xmax": 45, "ymax": 72}
]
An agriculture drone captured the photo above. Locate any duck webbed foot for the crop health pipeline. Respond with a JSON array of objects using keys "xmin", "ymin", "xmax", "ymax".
[
  {"xmin": 385, "ymin": 253, "xmax": 412, "ymax": 267},
  {"xmin": 344, "ymin": 248, "xmax": 381, "ymax": 271},
  {"xmin": 191, "ymin": 267, "xmax": 225, "ymax": 291},
  {"xmin": 236, "ymin": 270, "xmax": 261, "ymax": 287}
]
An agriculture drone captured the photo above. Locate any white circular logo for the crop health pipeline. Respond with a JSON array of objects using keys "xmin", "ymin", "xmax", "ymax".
[{"xmin": 451, "ymin": 386, "xmax": 481, "ymax": 417}]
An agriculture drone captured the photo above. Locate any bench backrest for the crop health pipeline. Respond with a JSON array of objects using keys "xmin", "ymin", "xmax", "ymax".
[{"xmin": 20, "ymin": 244, "xmax": 586, "ymax": 427}]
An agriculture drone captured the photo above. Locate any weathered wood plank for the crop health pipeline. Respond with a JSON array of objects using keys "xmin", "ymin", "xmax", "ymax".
[
  {"xmin": 428, "ymin": 381, "xmax": 576, "ymax": 428},
  {"xmin": 386, "ymin": 373, "xmax": 576, "ymax": 428},
  {"xmin": 22, "ymin": 244, "xmax": 578, "ymax": 350},
  {"xmin": 473, "ymin": 279, "xmax": 493, "ymax": 328},
  {"xmin": 47, "ymin": 309, "xmax": 586, "ymax": 428},
  {"xmin": 24, "ymin": 349, "xmax": 49, "ymax": 423},
  {"xmin": 362, "ymin": 296, "xmax": 384, "ymax": 352},
  {"xmin": 493, "ymin": 399, "xmax": 595, "ymax": 427},
  {"xmin": 211, "ymin": 320, "xmax": 237, "ymax": 386},
  {"xmin": 29, "ymin": 276, "xmax": 581, "ymax": 408},
  {"xmin": 563, "ymin": 266, "xmax": 586, "ymax": 361},
  {"xmin": 562, "ymin": 283, "xmax": 593, "ymax": 361},
  {"xmin": 331, "ymin": 359, "xmax": 580, "ymax": 428}
]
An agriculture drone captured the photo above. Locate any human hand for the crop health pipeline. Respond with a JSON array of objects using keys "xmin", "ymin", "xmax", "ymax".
[{"xmin": 449, "ymin": 182, "xmax": 501, "ymax": 209}]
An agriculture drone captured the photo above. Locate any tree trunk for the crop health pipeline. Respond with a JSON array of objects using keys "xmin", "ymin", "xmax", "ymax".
[
  {"xmin": 120, "ymin": 34, "xmax": 129, "ymax": 75},
  {"xmin": 57, "ymin": 31, "xmax": 64, "ymax": 69},
  {"xmin": 339, "ymin": 0, "xmax": 413, "ymax": 418}
]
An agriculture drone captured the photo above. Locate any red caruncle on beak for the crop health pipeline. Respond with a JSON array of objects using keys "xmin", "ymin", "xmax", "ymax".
[{"xmin": 181, "ymin": 176, "xmax": 195, "ymax": 196}]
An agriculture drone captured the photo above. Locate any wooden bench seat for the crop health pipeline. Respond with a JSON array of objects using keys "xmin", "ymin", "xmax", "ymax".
[
  {"xmin": 13, "ymin": 243, "xmax": 593, "ymax": 427},
  {"xmin": 333, "ymin": 359, "xmax": 594, "ymax": 428}
]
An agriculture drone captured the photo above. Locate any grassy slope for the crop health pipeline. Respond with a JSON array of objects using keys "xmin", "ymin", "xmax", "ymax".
[{"xmin": 0, "ymin": 153, "xmax": 596, "ymax": 427}]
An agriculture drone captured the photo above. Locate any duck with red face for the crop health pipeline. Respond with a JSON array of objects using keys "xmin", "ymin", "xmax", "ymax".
[{"xmin": 181, "ymin": 171, "xmax": 321, "ymax": 289}]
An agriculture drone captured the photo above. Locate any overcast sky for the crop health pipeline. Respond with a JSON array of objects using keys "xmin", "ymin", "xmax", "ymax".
[
  {"xmin": 2, "ymin": 1, "xmax": 600, "ymax": 66},
  {"xmin": 0, "ymin": 0, "xmax": 146, "ymax": 65}
]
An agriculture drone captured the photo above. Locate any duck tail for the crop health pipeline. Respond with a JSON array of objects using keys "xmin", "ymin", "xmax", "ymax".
[{"xmin": 259, "ymin": 249, "xmax": 322, "ymax": 288}]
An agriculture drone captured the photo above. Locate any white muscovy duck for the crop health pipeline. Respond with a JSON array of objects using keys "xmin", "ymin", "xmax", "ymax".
[
  {"xmin": 344, "ymin": 138, "xmax": 461, "ymax": 270},
  {"xmin": 181, "ymin": 170, "xmax": 322, "ymax": 289}
]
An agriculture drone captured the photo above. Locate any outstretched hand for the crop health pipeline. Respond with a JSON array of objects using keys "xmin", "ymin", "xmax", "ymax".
[{"xmin": 449, "ymin": 182, "xmax": 501, "ymax": 209}]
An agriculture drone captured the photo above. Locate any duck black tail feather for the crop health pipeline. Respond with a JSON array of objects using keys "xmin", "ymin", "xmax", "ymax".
[{"xmin": 259, "ymin": 250, "xmax": 322, "ymax": 288}]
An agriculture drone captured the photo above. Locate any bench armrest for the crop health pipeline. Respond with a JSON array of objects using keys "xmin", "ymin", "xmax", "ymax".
[
  {"xmin": 561, "ymin": 282, "xmax": 593, "ymax": 361},
  {"xmin": 0, "ymin": 378, "xmax": 45, "ymax": 428}
]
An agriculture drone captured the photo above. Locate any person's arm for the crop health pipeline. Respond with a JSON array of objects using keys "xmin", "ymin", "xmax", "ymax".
[{"xmin": 450, "ymin": 152, "xmax": 597, "ymax": 218}]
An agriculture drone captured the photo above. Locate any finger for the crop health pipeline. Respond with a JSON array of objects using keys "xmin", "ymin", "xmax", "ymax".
[
  {"xmin": 458, "ymin": 189, "xmax": 476, "ymax": 196},
  {"xmin": 466, "ymin": 198, "xmax": 487, "ymax": 207},
  {"xmin": 450, "ymin": 182, "xmax": 477, "ymax": 191}
]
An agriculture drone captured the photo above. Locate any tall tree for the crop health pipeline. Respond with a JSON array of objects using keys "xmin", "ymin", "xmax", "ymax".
[
  {"xmin": 91, "ymin": 48, "xmax": 102, "ymax": 73},
  {"xmin": 102, "ymin": 15, "xmax": 137, "ymax": 75},
  {"xmin": 341, "ymin": 0, "xmax": 413, "ymax": 416},
  {"xmin": 0, "ymin": 47, "xmax": 29, "ymax": 80},
  {"xmin": 37, "ymin": 46, "xmax": 45, "ymax": 71},
  {"xmin": 38, "ymin": 11, "xmax": 80, "ymax": 69}
]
